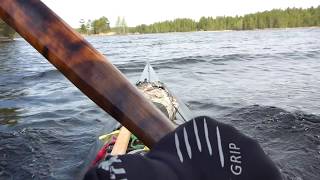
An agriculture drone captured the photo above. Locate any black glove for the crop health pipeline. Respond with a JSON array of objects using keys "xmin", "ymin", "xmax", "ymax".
[{"xmin": 84, "ymin": 116, "xmax": 282, "ymax": 180}]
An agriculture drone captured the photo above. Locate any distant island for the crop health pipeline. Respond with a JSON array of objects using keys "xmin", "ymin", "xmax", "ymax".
[{"xmin": 1, "ymin": 6, "xmax": 319, "ymax": 40}]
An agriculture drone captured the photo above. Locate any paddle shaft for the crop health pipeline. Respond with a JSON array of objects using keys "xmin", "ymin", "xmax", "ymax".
[{"xmin": 0, "ymin": 0, "xmax": 175, "ymax": 147}]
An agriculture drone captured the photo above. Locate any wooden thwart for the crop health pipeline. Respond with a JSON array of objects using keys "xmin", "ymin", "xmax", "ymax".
[{"xmin": 111, "ymin": 127, "xmax": 132, "ymax": 155}]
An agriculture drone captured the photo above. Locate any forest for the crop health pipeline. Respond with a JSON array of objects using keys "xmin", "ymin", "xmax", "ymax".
[
  {"xmin": 131, "ymin": 6, "xmax": 320, "ymax": 33},
  {"xmin": 0, "ymin": 6, "xmax": 319, "ymax": 38}
]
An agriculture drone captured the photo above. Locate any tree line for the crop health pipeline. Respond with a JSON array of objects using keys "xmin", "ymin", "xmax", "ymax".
[
  {"xmin": 131, "ymin": 18, "xmax": 197, "ymax": 33},
  {"xmin": 1, "ymin": 6, "xmax": 319, "ymax": 38},
  {"xmin": 130, "ymin": 6, "xmax": 320, "ymax": 33},
  {"xmin": 78, "ymin": 16, "xmax": 128, "ymax": 35},
  {"xmin": 0, "ymin": 16, "xmax": 128, "ymax": 39},
  {"xmin": 78, "ymin": 17, "xmax": 111, "ymax": 34}
]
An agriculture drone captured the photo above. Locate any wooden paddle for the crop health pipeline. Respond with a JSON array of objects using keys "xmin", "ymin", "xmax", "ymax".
[{"xmin": 0, "ymin": 0, "xmax": 175, "ymax": 147}]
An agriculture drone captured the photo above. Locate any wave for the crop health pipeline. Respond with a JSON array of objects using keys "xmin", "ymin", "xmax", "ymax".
[
  {"xmin": 116, "ymin": 61, "xmax": 146, "ymax": 74},
  {"xmin": 187, "ymin": 100, "xmax": 232, "ymax": 110},
  {"xmin": 222, "ymin": 105, "xmax": 320, "ymax": 180},
  {"xmin": 156, "ymin": 56, "xmax": 207, "ymax": 67},
  {"xmin": 115, "ymin": 56, "xmax": 207, "ymax": 74},
  {"xmin": 115, "ymin": 56, "xmax": 209, "ymax": 73},
  {"xmin": 22, "ymin": 69, "xmax": 60, "ymax": 81},
  {"xmin": 228, "ymin": 105, "xmax": 319, "ymax": 123},
  {"xmin": 0, "ymin": 126, "xmax": 100, "ymax": 179}
]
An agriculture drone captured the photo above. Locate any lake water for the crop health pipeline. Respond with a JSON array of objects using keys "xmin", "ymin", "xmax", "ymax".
[{"xmin": 0, "ymin": 28, "xmax": 320, "ymax": 179}]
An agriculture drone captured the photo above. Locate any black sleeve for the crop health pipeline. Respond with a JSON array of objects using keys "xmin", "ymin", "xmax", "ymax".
[{"xmin": 84, "ymin": 116, "xmax": 282, "ymax": 180}]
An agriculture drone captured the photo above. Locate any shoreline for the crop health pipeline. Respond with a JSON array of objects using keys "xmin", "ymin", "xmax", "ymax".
[{"xmin": 79, "ymin": 26, "xmax": 320, "ymax": 37}]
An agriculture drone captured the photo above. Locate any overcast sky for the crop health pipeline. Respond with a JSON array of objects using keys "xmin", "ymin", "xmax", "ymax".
[{"xmin": 41, "ymin": 0, "xmax": 319, "ymax": 28}]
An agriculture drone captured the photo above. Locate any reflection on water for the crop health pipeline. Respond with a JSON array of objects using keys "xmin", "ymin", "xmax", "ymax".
[{"xmin": 0, "ymin": 108, "xmax": 19, "ymax": 125}]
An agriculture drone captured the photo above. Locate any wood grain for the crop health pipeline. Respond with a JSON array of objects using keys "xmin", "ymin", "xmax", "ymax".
[{"xmin": 111, "ymin": 127, "xmax": 132, "ymax": 155}]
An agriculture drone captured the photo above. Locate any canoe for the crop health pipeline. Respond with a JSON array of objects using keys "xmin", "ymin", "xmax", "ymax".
[
  {"xmin": 136, "ymin": 62, "xmax": 191, "ymax": 124},
  {"xmin": 92, "ymin": 63, "xmax": 192, "ymax": 164}
]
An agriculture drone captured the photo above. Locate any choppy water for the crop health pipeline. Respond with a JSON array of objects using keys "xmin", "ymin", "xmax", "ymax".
[{"xmin": 0, "ymin": 28, "xmax": 320, "ymax": 180}]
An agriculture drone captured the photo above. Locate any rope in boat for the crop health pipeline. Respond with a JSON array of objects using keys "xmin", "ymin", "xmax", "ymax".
[
  {"xmin": 175, "ymin": 106, "xmax": 187, "ymax": 122},
  {"xmin": 93, "ymin": 130, "xmax": 149, "ymax": 166}
]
